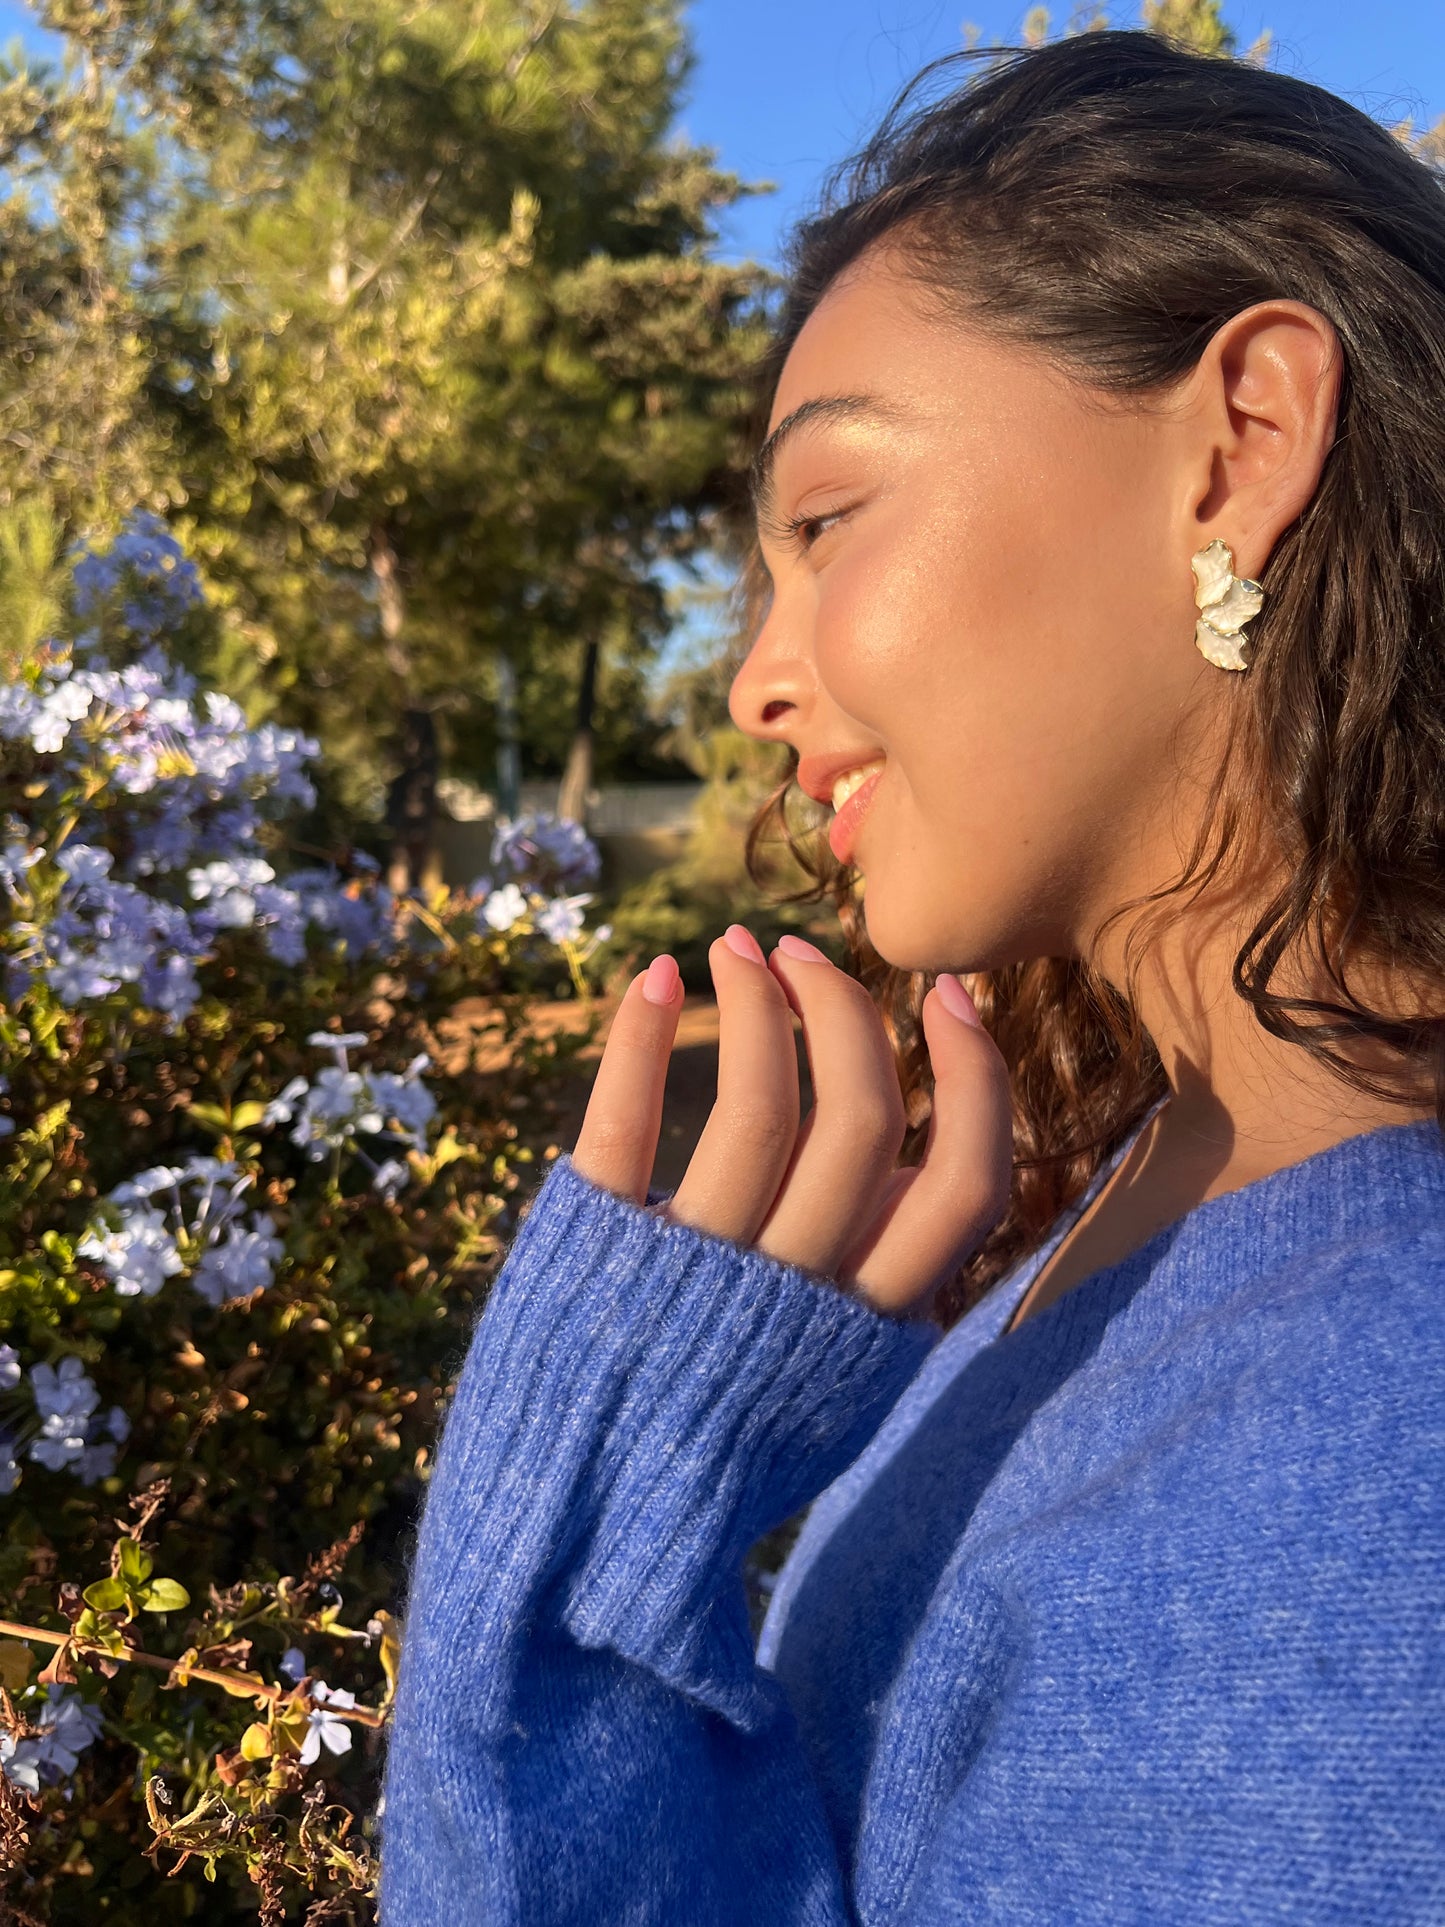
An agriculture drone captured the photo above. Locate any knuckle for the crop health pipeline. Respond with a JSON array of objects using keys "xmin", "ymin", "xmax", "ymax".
[
  {"xmin": 714, "ymin": 1099, "xmax": 798, "ymax": 1159},
  {"xmin": 576, "ymin": 1111, "xmax": 649, "ymax": 1165},
  {"xmin": 723, "ymin": 966, "xmax": 792, "ymax": 1017},
  {"xmin": 835, "ymin": 1092, "xmax": 908, "ymax": 1161}
]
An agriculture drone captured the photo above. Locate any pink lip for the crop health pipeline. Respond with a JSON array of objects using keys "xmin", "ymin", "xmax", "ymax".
[{"xmin": 827, "ymin": 767, "xmax": 883, "ymax": 865}]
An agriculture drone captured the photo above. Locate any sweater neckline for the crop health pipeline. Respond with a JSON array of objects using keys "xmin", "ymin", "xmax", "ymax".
[{"xmin": 983, "ymin": 1110, "xmax": 1445, "ymax": 1369}]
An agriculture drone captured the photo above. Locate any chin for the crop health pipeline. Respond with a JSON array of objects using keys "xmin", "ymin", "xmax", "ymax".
[{"xmin": 859, "ymin": 865, "xmax": 1026, "ymax": 979}]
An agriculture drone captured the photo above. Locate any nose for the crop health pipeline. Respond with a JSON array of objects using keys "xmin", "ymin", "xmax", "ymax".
[{"xmin": 727, "ymin": 599, "xmax": 815, "ymax": 744}]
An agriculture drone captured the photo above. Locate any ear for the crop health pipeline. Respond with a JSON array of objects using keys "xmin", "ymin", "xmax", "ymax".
[{"xmin": 1176, "ymin": 300, "xmax": 1343, "ymax": 581}]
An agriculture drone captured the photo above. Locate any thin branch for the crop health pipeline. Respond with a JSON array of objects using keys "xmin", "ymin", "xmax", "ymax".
[
  {"xmin": 0, "ymin": 1619, "xmax": 385, "ymax": 1728},
  {"xmin": 343, "ymin": 165, "xmax": 445, "ymax": 305}
]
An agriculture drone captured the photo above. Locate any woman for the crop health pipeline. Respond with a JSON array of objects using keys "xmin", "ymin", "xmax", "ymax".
[{"xmin": 379, "ymin": 29, "xmax": 1445, "ymax": 1923}]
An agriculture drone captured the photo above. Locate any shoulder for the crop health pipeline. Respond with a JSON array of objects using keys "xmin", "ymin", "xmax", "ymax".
[
  {"xmin": 1182, "ymin": 1216, "xmax": 1445, "ymax": 1506},
  {"xmin": 1257, "ymin": 1215, "xmax": 1445, "ymax": 1357}
]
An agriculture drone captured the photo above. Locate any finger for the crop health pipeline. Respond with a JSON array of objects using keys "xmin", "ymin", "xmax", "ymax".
[
  {"xmin": 838, "ymin": 977, "xmax": 1014, "ymax": 1312},
  {"xmin": 748, "ymin": 936, "xmax": 909, "ymax": 1278},
  {"xmin": 570, "ymin": 955, "xmax": 683, "ymax": 1204},
  {"xmin": 661, "ymin": 927, "xmax": 802, "ymax": 1243}
]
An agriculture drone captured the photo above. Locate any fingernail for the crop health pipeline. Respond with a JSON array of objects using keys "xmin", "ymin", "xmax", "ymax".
[
  {"xmin": 934, "ymin": 972, "xmax": 982, "ymax": 1027},
  {"xmin": 775, "ymin": 933, "xmax": 829, "ymax": 963},
  {"xmin": 642, "ymin": 955, "xmax": 681, "ymax": 1005},
  {"xmin": 723, "ymin": 923, "xmax": 766, "ymax": 963}
]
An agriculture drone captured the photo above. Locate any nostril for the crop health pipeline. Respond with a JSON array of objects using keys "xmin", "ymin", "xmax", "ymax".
[{"xmin": 761, "ymin": 699, "xmax": 793, "ymax": 723}]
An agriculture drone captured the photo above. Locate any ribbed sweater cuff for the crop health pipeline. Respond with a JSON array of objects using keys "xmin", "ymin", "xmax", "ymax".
[{"xmin": 473, "ymin": 1152, "xmax": 936, "ymax": 1730}]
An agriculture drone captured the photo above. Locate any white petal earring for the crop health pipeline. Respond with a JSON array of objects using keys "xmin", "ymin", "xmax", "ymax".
[{"xmin": 1191, "ymin": 538, "xmax": 1265, "ymax": 672}]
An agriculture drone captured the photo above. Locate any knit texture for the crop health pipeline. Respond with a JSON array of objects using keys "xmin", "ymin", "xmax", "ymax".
[{"xmin": 378, "ymin": 1120, "xmax": 1445, "ymax": 1925}]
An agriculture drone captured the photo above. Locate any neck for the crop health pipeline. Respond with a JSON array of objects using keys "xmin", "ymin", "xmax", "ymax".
[{"xmin": 1093, "ymin": 876, "xmax": 1437, "ymax": 1195}]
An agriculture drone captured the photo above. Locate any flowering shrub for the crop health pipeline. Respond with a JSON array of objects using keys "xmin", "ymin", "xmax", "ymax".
[{"xmin": 0, "ymin": 517, "xmax": 611, "ymax": 1922}]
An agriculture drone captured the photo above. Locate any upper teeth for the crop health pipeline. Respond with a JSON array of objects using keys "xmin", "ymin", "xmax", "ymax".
[{"xmin": 831, "ymin": 762, "xmax": 883, "ymax": 812}]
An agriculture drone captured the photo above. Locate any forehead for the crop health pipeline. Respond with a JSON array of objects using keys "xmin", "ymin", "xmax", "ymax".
[{"xmin": 768, "ymin": 250, "xmax": 953, "ymax": 433}]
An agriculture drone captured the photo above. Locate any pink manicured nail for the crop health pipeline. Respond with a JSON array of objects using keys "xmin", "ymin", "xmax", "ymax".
[
  {"xmin": 642, "ymin": 955, "xmax": 681, "ymax": 1005},
  {"xmin": 775, "ymin": 933, "xmax": 829, "ymax": 963},
  {"xmin": 723, "ymin": 924, "xmax": 766, "ymax": 963},
  {"xmin": 934, "ymin": 972, "xmax": 982, "ymax": 1027}
]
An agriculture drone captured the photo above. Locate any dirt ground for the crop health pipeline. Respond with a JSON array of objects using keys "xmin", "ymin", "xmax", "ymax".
[{"xmin": 443, "ymin": 990, "xmax": 814, "ymax": 1195}]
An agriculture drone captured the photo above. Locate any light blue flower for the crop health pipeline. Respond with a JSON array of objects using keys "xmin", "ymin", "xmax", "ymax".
[
  {"xmin": 536, "ymin": 892, "xmax": 592, "ymax": 946},
  {"xmin": 0, "ymin": 842, "xmax": 42, "ymax": 888},
  {"xmin": 0, "ymin": 687, "xmax": 38, "ymax": 740},
  {"xmin": 55, "ymin": 843, "xmax": 115, "ymax": 888},
  {"xmin": 262, "ymin": 1075, "xmax": 309, "ymax": 1127},
  {"xmin": 0, "ymin": 1344, "xmax": 19, "ymax": 1391},
  {"xmin": 1, "ymin": 1732, "xmax": 41, "ymax": 1791},
  {"xmin": 76, "ymin": 1439, "xmax": 117, "ymax": 1485},
  {"xmin": 367, "ymin": 1062, "xmax": 436, "ymax": 1153},
  {"xmin": 371, "ymin": 1158, "xmax": 411, "ymax": 1199},
  {"xmin": 29, "ymin": 1683, "xmax": 104, "ymax": 1776},
  {"xmin": 299, "ymin": 1680, "xmax": 356, "ymax": 1765},
  {"xmin": 188, "ymin": 856, "xmax": 276, "ymax": 929},
  {"xmin": 307, "ymin": 1030, "xmax": 368, "ymax": 1053},
  {"xmin": 30, "ymin": 1357, "xmax": 99, "ymax": 1424},
  {"xmin": 192, "ymin": 1219, "xmax": 284, "ymax": 1307},
  {"xmin": 47, "ymin": 948, "xmax": 122, "ymax": 1002},
  {"xmin": 78, "ymin": 1206, "xmax": 186, "ymax": 1297},
  {"xmin": 289, "ymin": 1067, "xmax": 381, "ymax": 1158},
  {"xmin": 280, "ymin": 1646, "xmax": 307, "ymax": 1683},
  {"xmin": 480, "ymin": 882, "xmax": 529, "ymax": 932}
]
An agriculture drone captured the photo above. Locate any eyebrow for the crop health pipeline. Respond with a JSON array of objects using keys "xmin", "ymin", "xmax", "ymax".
[{"xmin": 748, "ymin": 394, "xmax": 897, "ymax": 525}]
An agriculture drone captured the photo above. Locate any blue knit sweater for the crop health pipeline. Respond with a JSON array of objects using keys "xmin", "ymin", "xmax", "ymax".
[{"xmin": 378, "ymin": 1116, "xmax": 1445, "ymax": 1924}]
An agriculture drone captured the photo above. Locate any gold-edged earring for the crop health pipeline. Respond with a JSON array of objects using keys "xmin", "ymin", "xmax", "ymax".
[{"xmin": 1191, "ymin": 539, "xmax": 1265, "ymax": 672}]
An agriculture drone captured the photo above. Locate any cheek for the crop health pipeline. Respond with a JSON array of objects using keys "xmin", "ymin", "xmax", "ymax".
[{"xmin": 812, "ymin": 483, "xmax": 1072, "ymax": 786}]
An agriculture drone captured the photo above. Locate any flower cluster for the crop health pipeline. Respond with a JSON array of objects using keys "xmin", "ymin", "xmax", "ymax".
[
  {"xmin": 472, "ymin": 812, "xmax": 612, "ymax": 961},
  {"xmin": 489, "ymin": 810, "xmax": 601, "ymax": 893},
  {"xmin": 79, "ymin": 1157, "xmax": 283, "ymax": 1308},
  {"xmin": 71, "ymin": 511, "xmax": 204, "ymax": 643},
  {"xmin": 265, "ymin": 1033, "xmax": 436, "ymax": 1198},
  {"xmin": 0, "ymin": 1347, "xmax": 128, "ymax": 1490},
  {"xmin": 0, "ymin": 520, "xmax": 400, "ymax": 1021}
]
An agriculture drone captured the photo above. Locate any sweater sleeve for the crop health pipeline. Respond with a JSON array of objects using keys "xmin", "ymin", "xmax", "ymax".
[{"xmin": 377, "ymin": 1151, "xmax": 937, "ymax": 1927}]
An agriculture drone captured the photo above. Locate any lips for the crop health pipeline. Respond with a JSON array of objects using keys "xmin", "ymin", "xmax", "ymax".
[{"xmin": 827, "ymin": 764, "xmax": 883, "ymax": 865}]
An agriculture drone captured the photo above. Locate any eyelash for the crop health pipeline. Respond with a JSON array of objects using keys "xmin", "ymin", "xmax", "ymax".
[{"xmin": 778, "ymin": 505, "xmax": 851, "ymax": 552}]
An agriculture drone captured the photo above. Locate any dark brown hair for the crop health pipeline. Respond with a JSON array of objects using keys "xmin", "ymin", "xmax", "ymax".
[{"xmin": 739, "ymin": 28, "xmax": 1445, "ymax": 1325}]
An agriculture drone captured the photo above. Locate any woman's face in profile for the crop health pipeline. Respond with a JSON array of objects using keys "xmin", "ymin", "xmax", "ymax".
[{"xmin": 729, "ymin": 244, "xmax": 1223, "ymax": 977}]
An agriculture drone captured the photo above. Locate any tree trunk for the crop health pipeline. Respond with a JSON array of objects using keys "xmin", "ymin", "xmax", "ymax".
[
  {"xmin": 373, "ymin": 522, "xmax": 438, "ymax": 892},
  {"xmin": 556, "ymin": 635, "xmax": 599, "ymax": 829},
  {"xmin": 494, "ymin": 649, "xmax": 521, "ymax": 825}
]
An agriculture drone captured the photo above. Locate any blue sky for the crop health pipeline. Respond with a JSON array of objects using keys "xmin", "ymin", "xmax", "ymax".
[
  {"xmin": 0, "ymin": 0, "xmax": 1438, "ymax": 265},
  {"xmin": 679, "ymin": 0, "xmax": 1445, "ymax": 262}
]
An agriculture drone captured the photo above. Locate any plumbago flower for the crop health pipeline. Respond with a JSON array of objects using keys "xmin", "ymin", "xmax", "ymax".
[
  {"xmin": 79, "ymin": 1156, "xmax": 284, "ymax": 1309},
  {"xmin": 263, "ymin": 1032, "xmax": 438, "ymax": 1198},
  {"xmin": 0, "ymin": 1684, "xmax": 105, "ymax": 1791},
  {"xmin": 0, "ymin": 512, "xmax": 616, "ymax": 1903}
]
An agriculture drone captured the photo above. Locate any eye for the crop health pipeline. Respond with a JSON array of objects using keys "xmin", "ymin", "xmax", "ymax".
[{"xmin": 779, "ymin": 504, "xmax": 852, "ymax": 553}]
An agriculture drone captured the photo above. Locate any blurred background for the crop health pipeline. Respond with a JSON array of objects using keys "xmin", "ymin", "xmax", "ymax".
[{"xmin": 0, "ymin": 0, "xmax": 1436, "ymax": 979}]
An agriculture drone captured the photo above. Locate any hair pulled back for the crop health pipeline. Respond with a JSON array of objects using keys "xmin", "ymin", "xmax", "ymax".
[{"xmin": 740, "ymin": 28, "xmax": 1445, "ymax": 1323}]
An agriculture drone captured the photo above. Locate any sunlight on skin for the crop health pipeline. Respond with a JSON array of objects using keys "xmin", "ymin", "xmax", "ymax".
[{"xmin": 727, "ymin": 245, "xmax": 1436, "ymax": 1320}]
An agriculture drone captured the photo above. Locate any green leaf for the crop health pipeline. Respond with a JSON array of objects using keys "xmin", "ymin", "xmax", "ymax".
[
  {"xmin": 82, "ymin": 1577, "xmax": 128, "ymax": 1612},
  {"xmin": 118, "ymin": 1540, "xmax": 153, "ymax": 1586},
  {"xmin": 140, "ymin": 1578, "xmax": 190, "ymax": 1613},
  {"xmin": 188, "ymin": 1102, "xmax": 231, "ymax": 1135},
  {"xmin": 230, "ymin": 1101, "xmax": 267, "ymax": 1131}
]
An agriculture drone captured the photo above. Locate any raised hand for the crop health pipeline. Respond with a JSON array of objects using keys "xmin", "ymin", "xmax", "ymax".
[{"xmin": 570, "ymin": 927, "xmax": 1014, "ymax": 1315}]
